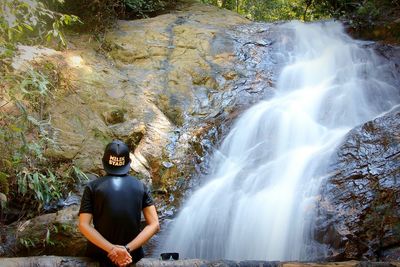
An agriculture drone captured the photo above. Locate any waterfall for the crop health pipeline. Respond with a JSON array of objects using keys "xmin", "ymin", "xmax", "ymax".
[{"xmin": 161, "ymin": 21, "xmax": 400, "ymax": 261}]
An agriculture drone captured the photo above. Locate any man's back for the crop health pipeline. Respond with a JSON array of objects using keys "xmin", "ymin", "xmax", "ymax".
[
  {"xmin": 79, "ymin": 140, "xmax": 159, "ymax": 266},
  {"xmin": 80, "ymin": 175, "xmax": 154, "ymax": 263}
]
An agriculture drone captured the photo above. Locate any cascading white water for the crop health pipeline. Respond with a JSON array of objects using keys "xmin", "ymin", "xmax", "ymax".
[{"xmin": 162, "ymin": 21, "xmax": 400, "ymax": 261}]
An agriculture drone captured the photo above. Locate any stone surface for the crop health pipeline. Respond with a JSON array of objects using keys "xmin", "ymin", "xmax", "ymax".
[
  {"xmin": 1, "ymin": 257, "xmax": 399, "ymax": 267},
  {"xmin": 315, "ymin": 108, "xmax": 400, "ymax": 261}
]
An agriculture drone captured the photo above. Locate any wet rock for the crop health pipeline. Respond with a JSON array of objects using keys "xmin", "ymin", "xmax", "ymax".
[
  {"xmin": 373, "ymin": 44, "xmax": 400, "ymax": 74},
  {"xmin": 381, "ymin": 247, "xmax": 400, "ymax": 261},
  {"xmin": 315, "ymin": 107, "xmax": 400, "ymax": 260}
]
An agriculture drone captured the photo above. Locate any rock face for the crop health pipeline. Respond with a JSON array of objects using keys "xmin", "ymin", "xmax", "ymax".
[{"xmin": 315, "ymin": 108, "xmax": 400, "ymax": 261}]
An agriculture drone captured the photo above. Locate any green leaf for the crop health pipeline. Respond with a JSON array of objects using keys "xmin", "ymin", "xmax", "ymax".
[
  {"xmin": 0, "ymin": 172, "xmax": 9, "ymax": 179},
  {"xmin": 36, "ymin": 190, "xmax": 43, "ymax": 202},
  {"xmin": 46, "ymin": 33, "xmax": 52, "ymax": 42},
  {"xmin": 46, "ymin": 228, "xmax": 51, "ymax": 242},
  {"xmin": 27, "ymin": 115, "xmax": 40, "ymax": 126},
  {"xmin": 0, "ymin": 193, "xmax": 7, "ymax": 208},
  {"xmin": 59, "ymin": 32, "xmax": 66, "ymax": 46},
  {"xmin": 17, "ymin": 173, "xmax": 27, "ymax": 195},
  {"xmin": 9, "ymin": 124, "xmax": 23, "ymax": 133},
  {"xmin": 22, "ymin": 23, "xmax": 34, "ymax": 31}
]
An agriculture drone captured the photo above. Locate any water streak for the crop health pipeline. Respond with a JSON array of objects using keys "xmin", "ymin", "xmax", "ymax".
[{"xmin": 162, "ymin": 21, "xmax": 399, "ymax": 261}]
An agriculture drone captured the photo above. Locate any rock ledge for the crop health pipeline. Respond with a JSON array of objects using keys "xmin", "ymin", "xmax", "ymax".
[{"xmin": 1, "ymin": 257, "xmax": 399, "ymax": 267}]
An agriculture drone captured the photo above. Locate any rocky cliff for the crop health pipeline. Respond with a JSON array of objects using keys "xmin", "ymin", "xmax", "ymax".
[{"xmin": 315, "ymin": 107, "xmax": 400, "ymax": 261}]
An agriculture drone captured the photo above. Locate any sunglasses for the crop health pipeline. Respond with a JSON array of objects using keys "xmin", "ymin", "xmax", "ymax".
[{"xmin": 160, "ymin": 252, "xmax": 179, "ymax": 260}]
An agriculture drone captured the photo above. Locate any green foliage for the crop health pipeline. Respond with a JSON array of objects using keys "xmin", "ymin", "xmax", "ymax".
[
  {"xmin": 54, "ymin": 0, "xmax": 175, "ymax": 33},
  {"xmin": 0, "ymin": 0, "xmax": 80, "ymax": 53},
  {"xmin": 11, "ymin": 67, "xmax": 55, "ymax": 119},
  {"xmin": 44, "ymin": 227, "xmax": 56, "ymax": 246},
  {"xmin": 50, "ymin": 0, "xmax": 124, "ymax": 33},
  {"xmin": 19, "ymin": 237, "xmax": 39, "ymax": 249},
  {"xmin": 202, "ymin": 0, "xmax": 400, "ymax": 42},
  {"xmin": 125, "ymin": 0, "xmax": 168, "ymax": 16},
  {"xmin": 0, "ymin": 0, "xmax": 80, "ymax": 214},
  {"xmin": 201, "ymin": 0, "xmax": 330, "ymax": 21},
  {"xmin": 17, "ymin": 170, "xmax": 63, "ymax": 210},
  {"xmin": 316, "ymin": 0, "xmax": 378, "ymax": 25},
  {"xmin": 0, "ymin": 172, "xmax": 10, "ymax": 195},
  {"xmin": 314, "ymin": 0, "xmax": 400, "ymax": 42},
  {"xmin": 71, "ymin": 166, "xmax": 89, "ymax": 184},
  {"xmin": 201, "ymin": 0, "xmax": 399, "ymax": 31},
  {"xmin": 244, "ymin": 0, "xmax": 308, "ymax": 21},
  {"xmin": 0, "ymin": 65, "xmax": 87, "ymax": 216},
  {"xmin": 18, "ymin": 223, "xmax": 63, "ymax": 250}
]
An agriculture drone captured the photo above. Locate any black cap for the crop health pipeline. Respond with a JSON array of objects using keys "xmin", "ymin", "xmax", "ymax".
[{"xmin": 102, "ymin": 140, "xmax": 131, "ymax": 175}]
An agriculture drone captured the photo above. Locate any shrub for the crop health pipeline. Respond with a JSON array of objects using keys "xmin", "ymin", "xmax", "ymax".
[
  {"xmin": 0, "ymin": 1, "xmax": 84, "ymax": 220},
  {"xmin": 51, "ymin": 0, "xmax": 177, "ymax": 33},
  {"xmin": 0, "ymin": 0, "xmax": 80, "ymax": 52}
]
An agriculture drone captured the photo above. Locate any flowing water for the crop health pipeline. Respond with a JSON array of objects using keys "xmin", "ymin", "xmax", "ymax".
[{"xmin": 161, "ymin": 21, "xmax": 400, "ymax": 261}]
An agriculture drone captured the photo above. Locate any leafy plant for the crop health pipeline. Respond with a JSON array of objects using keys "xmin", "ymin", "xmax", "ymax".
[
  {"xmin": 201, "ymin": 0, "xmax": 399, "ymax": 30},
  {"xmin": 125, "ymin": 0, "xmax": 167, "ymax": 16},
  {"xmin": 0, "ymin": 172, "xmax": 10, "ymax": 195},
  {"xmin": 17, "ymin": 170, "xmax": 63, "ymax": 210},
  {"xmin": 0, "ymin": 64, "xmax": 85, "ymax": 218},
  {"xmin": 53, "ymin": 0, "xmax": 176, "ymax": 34},
  {"xmin": 19, "ymin": 237, "xmax": 39, "ymax": 249},
  {"xmin": 18, "ymin": 224, "xmax": 58, "ymax": 250},
  {"xmin": 0, "ymin": 0, "xmax": 80, "ymax": 48},
  {"xmin": 71, "ymin": 166, "xmax": 89, "ymax": 184}
]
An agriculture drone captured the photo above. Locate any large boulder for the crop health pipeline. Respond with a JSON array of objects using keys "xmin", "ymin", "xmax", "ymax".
[
  {"xmin": 0, "ymin": 206, "xmax": 85, "ymax": 257},
  {"xmin": 315, "ymin": 107, "xmax": 400, "ymax": 261}
]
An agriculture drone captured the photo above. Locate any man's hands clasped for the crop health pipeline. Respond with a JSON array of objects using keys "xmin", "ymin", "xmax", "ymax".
[{"xmin": 108, "ymin": 245, "xmax": 132, "ymax": 267}]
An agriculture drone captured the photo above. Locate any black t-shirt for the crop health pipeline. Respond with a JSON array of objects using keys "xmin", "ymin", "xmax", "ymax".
[{"xmin": 79, "ymin": 175, "xmax": 154, "ymax": 264}]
